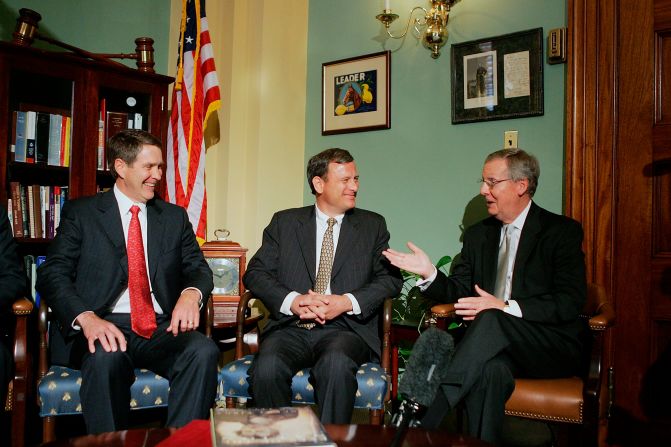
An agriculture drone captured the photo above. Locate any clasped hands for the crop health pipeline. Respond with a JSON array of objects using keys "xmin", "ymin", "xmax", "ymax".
[
  {"xmin": 77, "ymin": 289, "xmax": 201, "ymax": 354},
  {"xmin": 382, "ymin": 242, "xmax": 506, "ymax": 321},
  {"xmin": 290, "ymin": 290, "xmax": 352, "ymax": 325}
]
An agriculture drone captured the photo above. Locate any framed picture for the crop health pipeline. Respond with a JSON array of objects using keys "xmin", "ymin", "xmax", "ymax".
[
  {"xmin": 451, "ymin": 28, "xmax": 544, "ymax": 124},
  {"xmin": 322, "ymin": 51, "xmax": 390, "ymax": 135}
]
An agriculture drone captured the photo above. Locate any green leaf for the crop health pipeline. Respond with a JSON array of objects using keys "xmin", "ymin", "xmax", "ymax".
[{"xmin": 436, "ymin": 255, "xmax": 452, "ymax": 269}]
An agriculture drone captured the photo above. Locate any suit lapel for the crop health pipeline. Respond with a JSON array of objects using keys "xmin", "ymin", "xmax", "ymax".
[
  {"xmin": 482, "ymin": 219, "xmax": 502, "ymax": 293},
  {"xmin": 96, "ymin": 191, "xmax": 128, "ymax": 278},
  {"xmin": 331, "ymin": 210, "xmax": 357, "ymax": 279},
  {"xmin": 297, "ymin": 207, "xmax": 317, "ymax": 284},
  {"xmin": 512, "ymin": 202, "xmax": 541, "ymax": 296},
  {"xmin": 146, "ymin": 200, "xmax": 164, "ymax": 281}
]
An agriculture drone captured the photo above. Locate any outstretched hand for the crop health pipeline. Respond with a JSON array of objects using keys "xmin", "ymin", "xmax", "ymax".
[{"xmin": 382, "ymin": 241, "xmax": 435, "ymax": 279}]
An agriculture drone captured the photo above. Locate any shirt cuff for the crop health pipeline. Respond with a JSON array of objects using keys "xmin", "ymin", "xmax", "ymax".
[
  {"xmin": 182, "ymin": 287, "xmax": 204, "ymax": 309},
  {"xmin": 345, "ymin": 293, "xmax": 360, "ymax": 315},
  {"xmin": 416, "ymin": 266, "xmax": 438, "ymax": 291},
  {"xmin": 280, "ymin": 291, "xmax": 300, "ymax": 315},
  {"xmin": 503, "ymin": 299, "xmax": 523, "ymax": 318}
]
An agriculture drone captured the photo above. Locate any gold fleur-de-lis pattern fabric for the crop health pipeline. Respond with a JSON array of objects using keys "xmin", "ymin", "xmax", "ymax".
[
  {"xmin": 38, "ymin": 366, "xmax": 170, "ymax": 417},
  {"xmin": 217, "ymin": 356, "xmax": 389, "ymax": 410}
]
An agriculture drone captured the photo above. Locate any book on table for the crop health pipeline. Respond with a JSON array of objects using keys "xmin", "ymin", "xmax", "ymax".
[{"xmin": 210, "ymin": 406, "xmax": 336, "ymax": 447}]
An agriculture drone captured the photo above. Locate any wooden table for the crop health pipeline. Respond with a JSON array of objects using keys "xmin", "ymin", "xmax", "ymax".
[{"xmin": 41, "ymin": 423, "xmax": 492, "ymax": 446}]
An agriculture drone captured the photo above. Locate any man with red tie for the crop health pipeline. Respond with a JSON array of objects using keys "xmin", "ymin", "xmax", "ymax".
[{"xmin": 37, "ymin": 130, "xmax": 217, "ymax": 434}]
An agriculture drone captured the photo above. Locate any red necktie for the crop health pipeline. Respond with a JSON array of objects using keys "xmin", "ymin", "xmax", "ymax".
[{"xmin": 128, "ymin": 205, "xmax": 156, "ymax": 338}]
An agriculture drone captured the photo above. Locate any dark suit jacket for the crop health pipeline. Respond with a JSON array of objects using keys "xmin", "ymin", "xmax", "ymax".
[
  {"xmin": 243, "ymin": 206, "xmax": 402, "ymax": 357},
  {"xmin": 36, "ymin": 190, "xmax": 213, "ymax": 365},
  {"xmin": 0, "ymin": 208, "xmax": 25, "ymax": 342},
  {"xmin": 424, "ymin": 202, "xmax": 586, "ymax": 342}
]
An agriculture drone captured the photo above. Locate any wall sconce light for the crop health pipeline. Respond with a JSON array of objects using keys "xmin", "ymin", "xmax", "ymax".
[{"xmin": 376, "ymin": 0, "xmax": 461, "ymax": 59}]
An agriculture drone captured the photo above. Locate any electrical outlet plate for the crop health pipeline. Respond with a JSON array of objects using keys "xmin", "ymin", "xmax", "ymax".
[{"xmin": 504, "ymin": 131, "xmax": 518, "ymax": 148}]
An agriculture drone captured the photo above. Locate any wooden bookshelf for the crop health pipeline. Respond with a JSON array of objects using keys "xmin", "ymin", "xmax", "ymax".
[{"xmin": 0, "ymin": 40, "xmax": 173, "ymax": 254}]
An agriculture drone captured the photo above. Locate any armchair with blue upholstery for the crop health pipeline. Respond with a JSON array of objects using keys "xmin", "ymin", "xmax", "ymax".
[
  {"xmin": 37, "ymin": 298, "xmax": 214, "ymax": 443},
  {"xmin": 217, "ymin": 291, "xmax": 392, "ymax": 425}
]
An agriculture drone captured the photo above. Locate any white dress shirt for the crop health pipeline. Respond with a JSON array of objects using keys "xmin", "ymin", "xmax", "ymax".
[
  {"xmin": 111, "ymin": 185, "xmax": 164, "ymax": 314},
  {"xmin": 280, "ymin": 205, "xmax": 361, "ymax": 315}
]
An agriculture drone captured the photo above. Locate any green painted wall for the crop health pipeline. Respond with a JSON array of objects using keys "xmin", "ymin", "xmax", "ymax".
[
  {"xmin": 0, "ymin": 0, "xmax": 171, "ymax": 75},
  {"xmin": 305, "ymin": 0, "xmax": 567, "ymax": 262}
]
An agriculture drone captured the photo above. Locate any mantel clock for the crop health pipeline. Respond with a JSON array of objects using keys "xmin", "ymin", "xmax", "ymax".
[{"xmin": 200, "ymin": 229, "xmax": 248, "ymax": 325}]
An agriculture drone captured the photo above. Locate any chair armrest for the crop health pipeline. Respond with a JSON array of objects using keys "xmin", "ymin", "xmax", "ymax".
[
  {"xmin": 430, "ymin": 303, "xmax": 456, "ymax": 318},
  {"xmin": 203, "ymin": 295, "xmax": 213, "ymax": 338},
  {"xmin": 235, "ymin": 291, "xmax": 255, "ymax": 359},
  {"xmin": 381, "ymin": 297, "xmax": 392, "ymax": 374},
  {"xmin": 38, "ymin": 300, "xmax": 49, "ymax": 380},
  {"xmin": 588, "ymin": 301, "xmax": 615, "ymax": 331},
  {"xmin": 12, "ymin": 297, "xmax": 33, "ymax": 392},
  {"xmin": 12, "ymin": 297, "xmax": 33, "ymax": 316}
]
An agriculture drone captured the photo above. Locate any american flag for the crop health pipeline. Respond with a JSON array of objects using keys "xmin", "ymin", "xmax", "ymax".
[{"xmin": 166, "ymin": 0, "xmax": 220, "ymax": 244}]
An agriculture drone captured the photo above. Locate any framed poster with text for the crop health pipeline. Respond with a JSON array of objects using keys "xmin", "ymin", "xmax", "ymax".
[{"xmin": 322, "ymin": 51, "xmax": 391, "ymax": 135}]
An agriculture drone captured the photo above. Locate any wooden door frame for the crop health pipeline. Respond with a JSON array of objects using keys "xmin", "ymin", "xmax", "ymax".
[{"xmin": 566, "ymin": 0, "xmax": 655, "ymax": 419}]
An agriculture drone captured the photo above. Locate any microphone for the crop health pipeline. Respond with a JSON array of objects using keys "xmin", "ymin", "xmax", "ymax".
[{"xmin": 391, "ymin": 327, "xmax": 454, "ymax": 446}]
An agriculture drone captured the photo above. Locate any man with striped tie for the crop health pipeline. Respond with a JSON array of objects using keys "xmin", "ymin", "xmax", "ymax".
[{"xmin": 244, "ymin": 148, "xmax": 402, "ymax": 424}]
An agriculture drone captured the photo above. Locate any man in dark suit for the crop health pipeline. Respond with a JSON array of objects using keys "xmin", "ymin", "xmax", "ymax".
[
  {"xmin": 383, "ymin": 149, "xmax": 586, "ymax": 444},
  {"xmin": 36, "ymin": 130, "xmax": 218, "ymax": 434},
  {"xmin": 0, "ymin": 206, "xmax": 26, "ymax": 440},
  {"xmin": 244, "ymin": 148, "xmax": 402, "ymax": 424}
]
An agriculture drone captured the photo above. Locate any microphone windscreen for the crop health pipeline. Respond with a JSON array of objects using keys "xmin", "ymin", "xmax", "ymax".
[{"xmin": 398, "ymin": 327, "xmax": 454, "ymax": 407}]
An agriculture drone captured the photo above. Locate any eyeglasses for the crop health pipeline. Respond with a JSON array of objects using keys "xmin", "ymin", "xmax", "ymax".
[{"xmin": 478, "ymin": 178, "xmax": 512, "ymax": 189}]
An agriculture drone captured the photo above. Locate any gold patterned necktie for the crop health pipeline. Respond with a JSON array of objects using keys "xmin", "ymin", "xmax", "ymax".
[
  {"xmin": 493, "ymin": 224, "xmax": 511, "ymax": 300},
  {"xmin": 314, "ymin": 217, "xmax": 336, "ymax": 294}
]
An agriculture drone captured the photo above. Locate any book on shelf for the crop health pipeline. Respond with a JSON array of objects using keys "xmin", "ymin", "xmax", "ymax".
[
  {"xmin": 25, "ymin": 111, "xmax": 36, "ymax": 163},
  {"xmin": 14, "ymin": 107, "xmax": 70, "ymax": 166},
  {"xmin": 9, "ymin": 183, "xmax": 66, "ymax": 239},
  {"xmin": 47, "ymin": 114, "xmax": 63, "ymax": 166},
  {"xmin": 10, "ymin": 182, "xmax": 24, "ymax": 238},
  {"xmin": 14, "ymin": 111, "xmax": 27, "ymax": 163},
  {"xmin": 35, "ymin": 111, "xmax": 50, "ymax": 164},
  {"xmin": 106, "ymin": 111, "xmax": 128, "ymax": 142},
  {"xmin": 210, "ymin": 407, "xmax": 336, "ymax": 447},
  {"xmin": 20, "ymin": 185, "xmax": 28, "ymax": 237},
  {"xmin": 26, "ymin": 185, "xmax": 34, "ymax": 238},
  {"xmin": 62, "ymin": 115, "xmax": 71, "ymax": 167},
  {"xmin": 97, "ymin": 99, "xmax": 106, "ymax": 170},
  {"xmin": 133, "ymin": 112, "xmax": 143, "ymax": 130}
]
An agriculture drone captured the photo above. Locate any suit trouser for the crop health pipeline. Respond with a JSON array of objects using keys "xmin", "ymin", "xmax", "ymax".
[
  {"xmin": 422, "ymin": 309, "xmax": 583, "ymax": 445},
  {"xmin": 77, "ymin": 313, "xmax": 219, "ymax": 434},
  {"xmin": 248, "ymin": 320, "xmax": 371, "ymax": 424},
  {"xmin": 0, "ymin": 339, "xmax": 10, "ymax": 407}
]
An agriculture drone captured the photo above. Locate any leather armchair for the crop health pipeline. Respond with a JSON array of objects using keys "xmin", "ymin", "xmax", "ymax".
[
  {"xmin": 218, "ymin": 291, "xmax": 392, "ymax": 425},
  {"xmin": 3, "ymin": 297, "xmax": 33, "ymax": 447},
  {"xmin": 429, "ymin": 283, "xmax": 615, "ymax": 445}
]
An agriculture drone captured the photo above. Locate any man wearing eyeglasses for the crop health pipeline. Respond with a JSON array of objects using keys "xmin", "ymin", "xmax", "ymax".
[{"xmin": 382, "ymin": 148, "xmax": 586, "ymax": 445}]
